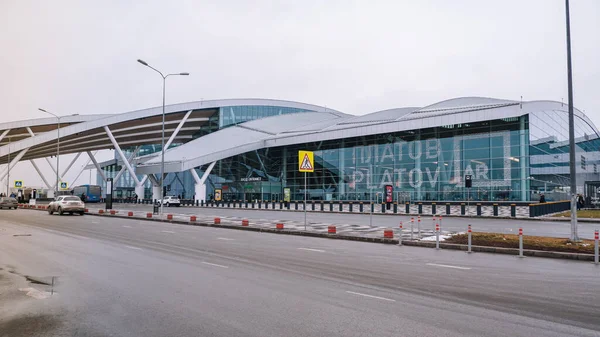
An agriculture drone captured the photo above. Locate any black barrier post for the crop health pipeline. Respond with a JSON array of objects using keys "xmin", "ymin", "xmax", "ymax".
[
  {"xmin": 329, "ymin": 202, "xmax": 333, "ymax": 212},
  {"xmin": 338, "ymin": 202, "xmax": 342, "ymax": 212},
  {"xmin": 272, "ymin": 200, "xmax": 275, "ymax": 209},
  {"xmin": 511, "ymin": 204, "xmax": 516, "ymax": 217},
  {"xmin": 295, "ymin": 202, "xmax": 298, "ymax": 210},
  {"xmin": 371, "ymin": 202, "xmax": 374, "ymax": 213},
  {"xmin": 476, "ymin": 203, "xmax": 482, "ymax": 216},
  {"xmin": 381, "ymin": 203, "xmax": 385, "ymax": 213},
  {"xmin": 349, "ymin": 202, "xmax": 353, "ymax": 212},
  {"xmin": 418, "ymin": 203, "xmax": 423, "ymax": 214},
  {"xmin": 493, "ymin": 204, "xmax": 498, "ymax": 216},
  {"xmin": 227, "ymin": 201, "xmax": 230, "ymax": 208},
  {"xmin": 393, "ymin": 202, "xmax": 397, "ymax": 213},
  {"xmin": 432, "ymin": 203, "xmax": 436, "ymax": 214},
  {"xmin": 446, "ymin": 203, "xmax": 451, "ymax": 215},
  {"xmin": 320, "ymin": 202, "xmax": 324, "ymax": 211},
  {"xmin": 461, "ymin": 203, "xmax": 466, "ymax": 215},
  {"xmin": 258, "ymin": 201, "xmax": 262, "ymax": 209},
  {"xmin": 311, "ymin": 201, "xmax": 315, "ymax": 211},
  {"xmin": 359, "ymin": 202, "xmax": 363, "ymax": 212},
  {"xmin": 201, "ymin": 200, "xmax": 204, "ymax": 207},
  {"xmin": 405, "ymin": 202, "xmax": 410, "ymax": 213},
  {"xmin": 280, "ymin": 201, "xmax": 283, "ymax": 209}
]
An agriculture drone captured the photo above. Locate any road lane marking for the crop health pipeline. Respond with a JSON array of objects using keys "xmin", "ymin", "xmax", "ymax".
[
  {"xmin": 346, "ymin": 291, "xmax": 395, "ymax": 302},
  {"xmin": 122, "ymin": 225, "xmax": 132, "ymax": 228},
  {"xmin": 161, "ymin": 230, "xmax": 176, "ymax": 233},
  {"xmin": 125, "ymin": 245, "xmax": 143, "ymax": 251},
  {"xmin": 297, "ymin": 248, "xmax": 325, "ymax": 253},
  {"xmin": 217, "ymin": 237, "xmax": 235, "ymax": 241},
  {"xmin": 202, "ymin": 262, "xmax": 229, "ymax": 269},
  {"xmin": 426, "ymin": 263, "xmax": 471, "ymax": 270}
]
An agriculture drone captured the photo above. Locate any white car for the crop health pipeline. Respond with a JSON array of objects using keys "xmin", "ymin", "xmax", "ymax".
[
  {"xmin": 48, "ymin": 196, "xmax": 85, "ymax": 215},
  {"xmin": 158, "ymin": 196, "xmax": 180, "ymax": 207}
]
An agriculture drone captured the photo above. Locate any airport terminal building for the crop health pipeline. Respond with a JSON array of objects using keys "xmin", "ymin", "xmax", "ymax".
[{"xmin": 1, "ymin": 97, "xmax": 598, "ymax": 203}]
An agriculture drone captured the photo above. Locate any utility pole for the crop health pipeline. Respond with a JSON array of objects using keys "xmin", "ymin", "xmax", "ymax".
[{"xmin": 565, "ymin": 0, "xmax": 579, "ymax": 241}]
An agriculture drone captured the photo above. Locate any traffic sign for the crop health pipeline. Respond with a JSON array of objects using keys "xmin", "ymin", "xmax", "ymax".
[
  {"xmin": 14, "ymin": 180, "xmax": 23, "ymax": 188},
  {"xmin": 298, "ymin": 150, "xmax": 314, "ymax": 173},
  {"xmin": 60, "ymin": 182, "xmax": 69, "ymax": 190}
]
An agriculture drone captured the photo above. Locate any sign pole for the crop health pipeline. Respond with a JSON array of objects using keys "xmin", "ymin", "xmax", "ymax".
[{"xmin": 304, "ymin": 172, "xmax": 307, "ymax": 231}]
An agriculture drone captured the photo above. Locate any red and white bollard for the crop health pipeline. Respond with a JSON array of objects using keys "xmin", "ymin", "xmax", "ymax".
[
  {"xmin": 439, "ymin": 215, "xmax": 443, "ymax": 233},
  {"xmin": 276, "ymin": 223, "xmax": 284, "ymax": 230},
  {"xmin": 410, "ymin": 217, "xmax": 414, "ymax": 240},
  {"xmin": 242, "ymin": 219, "xmax": 249, "ymax": 226},
  {"xmin": 146, "ymin": 212, "xmax": 152, "ymax": 218},
  {"xmin": 214, "ymin": 217, "xmax": 221, "ymax": 224},
  {"xmin": 167, "ymin": 214, "xmax": 173, "ymax": 220},
  {"xmin": 594, "ymin": 229, "xmax": 598, "ymax": 265},
  {"xmin": 128, "ymin": 211, "xmax": 133, "ymax": 217},
  {"xmin": 435, "ymin": 223, "xmax": 440, "ymax": 250},
  {"xmin": 518, "ymin": 227, "xmax": 524, "ymax": 258},
  {"xmin": 417, "ymin": 216, "xmax": 421, "ymax": 239},
  {"xmin": 398, "ymin": 222, "xmax": 403, "ymax": 246},
  {"xmin": 467, "ymin": 224, "xmax": 472, "ymax": 254},
  {"xmin": 190, "ymin": 216, "xmax": 197, "ymax": 222},
  {"xmin": 328, "ymin": 225, "xmax": 336, "ymax": 234}
]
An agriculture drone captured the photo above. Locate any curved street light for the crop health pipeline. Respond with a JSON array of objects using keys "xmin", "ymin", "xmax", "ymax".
[{"xmin": 137, "ymin": 59, "xmax": 189, "ymax": 216}]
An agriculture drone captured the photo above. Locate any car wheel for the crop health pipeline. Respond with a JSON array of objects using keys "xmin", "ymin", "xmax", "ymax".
[
  {"xmin": 48, "ymin": 209, "xmax": 53, "ymax": 215},
  {"xmin": 79, "ymin": 211, "xmax": 84, "ymax": 216},
  {"xmin": 58, "ymin": 207, "xmax": 64, "ymax": 215},
  {"xmin": 166, "ymin": 202, "xmax": 170, "ymax": 207},
  {"xmin": 69, "ymin": 212, "xmax": 73, "ymax": 215}
]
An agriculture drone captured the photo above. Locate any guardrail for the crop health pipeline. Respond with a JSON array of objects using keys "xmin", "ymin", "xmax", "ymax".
[{"xmin": 529, "ymin": 200, "xmax": 571, "ymax": 217}]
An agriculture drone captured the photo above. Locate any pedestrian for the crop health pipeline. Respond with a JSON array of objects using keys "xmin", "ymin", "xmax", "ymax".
[
  {"xmin": 539, "ymin": 194, "xmax": 546, "ymax": 203},
  {"xmin": 577, "ymin": 194, "xmax": 585, "ymax": 210}
]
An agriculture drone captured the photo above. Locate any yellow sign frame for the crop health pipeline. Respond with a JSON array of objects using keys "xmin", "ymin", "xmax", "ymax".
[{"xmin": 298, "ymin": 150, "xmax": 314, "ymax": 173}]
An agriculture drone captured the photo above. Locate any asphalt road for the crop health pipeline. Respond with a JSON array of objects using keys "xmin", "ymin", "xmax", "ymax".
[
  {"xmin": 86, "ymin": 203, "xmax": 600, "ymax": 239},
  {"xmin": 1, "ymin": 209, "xmax": 599, "ymax": 336}
]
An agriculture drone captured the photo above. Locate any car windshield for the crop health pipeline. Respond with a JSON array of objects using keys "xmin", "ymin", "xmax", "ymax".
[{"xmin": 64, "ymin": 197, "xmax": 81, "ymax": 201}]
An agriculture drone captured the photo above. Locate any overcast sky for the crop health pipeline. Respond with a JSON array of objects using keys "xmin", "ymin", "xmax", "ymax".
[{"xmin": 1, "ymin": 0, "xmax": 598, "ymax": 190}]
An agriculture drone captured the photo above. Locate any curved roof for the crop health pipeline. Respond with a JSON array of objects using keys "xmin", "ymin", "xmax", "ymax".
[
  {"xmin": 136, "ymin": 97, "xmax": 599, "ymax": 174},
  {"xmin": 0, "ymin": 98, "xmax": 338, "ymax": 163}
]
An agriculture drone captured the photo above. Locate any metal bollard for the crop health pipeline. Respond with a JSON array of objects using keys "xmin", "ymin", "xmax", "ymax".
[
  {"xmin": 410, "ymin": 218, "xmax": 414, "ymax": 240},
  {"xmin": 439, "ymin": 215, "xmax": 443, "ymax": 233},
  {"xmin": 417, "ymin": 216, "xmax": 421, "ymax": 239},
  {"xmin": 594, "ymin": 229, "xmax": 599, "ymax": 265},
  {"xmin": 398, "ymin": 222, "xmax": 403, "ymax": 246},
  {"xmin": 435, "ymin": 223, "xmax": 440, "ymax": 250},
  {"xmin": 518, "ymin": 227, "xmax": 524, "ymax": 258},
  {"xmin": 467, "ymin": 224, "xmax": 472, "ymax": 254}
]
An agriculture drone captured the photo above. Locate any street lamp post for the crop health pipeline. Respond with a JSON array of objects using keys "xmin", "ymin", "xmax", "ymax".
[
  {"xmin": 39, "ymin": 109, "xmax": 79, "ymax": 198},
  {"xmin": 565, "ymin": 0, "xmax": 579, "ymax": 241},
  {"xmin": 6, "ymin": 137, "xmax": 10, "ymax": 196},
  {"xmin": 39, "ymin": 108, "xmax": 60, "ymax": 197},
  {"xmin": 137, "ymin": 59, "xmax": 189, "ymax": 216}
]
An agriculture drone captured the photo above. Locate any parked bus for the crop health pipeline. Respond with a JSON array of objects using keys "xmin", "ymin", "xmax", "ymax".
[{"xmin": 72, "ymin": 185, "xmax": 102, "ymax": 203}]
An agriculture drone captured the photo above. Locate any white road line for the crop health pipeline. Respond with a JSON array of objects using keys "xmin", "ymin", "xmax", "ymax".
[
  {"xmin": 202, "ymin": 262, "xmax": 229, "ymax": 269},
  {"xmin": 426, "ymin": 263, "xmax": 471, "ymax": 270},
  {"xmin": 346, "ymin": 291, "xmax": 395, "ymax": 302},
  {"xmin": 122, "ymin": 225, "xmax": 132, "ymax": 228},
  {"xmin": 161, "ymin": 230, "xmax": 176, "ymax": 233},
  {"xmin": 297, "ymin": 248, "xmax": 326, "ymax": 253},
  {"xmin": 217, "ymin": 237, "xmax": 235, "ymax": 241},
  {"xmin": 125, "ymin": 245, "xmax": 143, "ymax": 251}
]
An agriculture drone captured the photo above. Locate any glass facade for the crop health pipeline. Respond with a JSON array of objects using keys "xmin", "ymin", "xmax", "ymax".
[
  {"xmin": 219, "ymin": 106, "xmax": 312, "ymax": 128},
  {"xmin": 211, "ymin": 117, "xmax": 532, "ymax": 202},
  {"xmin": 528, "ymin": 109, "xmax": 600, "ymax": 201}
]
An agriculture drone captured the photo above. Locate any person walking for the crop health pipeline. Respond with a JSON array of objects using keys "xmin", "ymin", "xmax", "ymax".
[{"xmin": 577, "ymin": 194, "xmax": 585, "ymax": 210}]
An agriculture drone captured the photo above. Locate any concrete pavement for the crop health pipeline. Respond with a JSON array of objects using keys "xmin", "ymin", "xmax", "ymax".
[
  {"xmin": 1, "ymin": 209, "xmax": 599, "ymax": 336},
  {"xmin": 85, "ymin": 203, "xmax": 600, "ymax": 239}
]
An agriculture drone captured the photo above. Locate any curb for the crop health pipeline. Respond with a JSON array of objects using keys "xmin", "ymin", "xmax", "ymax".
[{"xmin": 17, "ymin": 207, "xmax": 597, "ymax": 262}]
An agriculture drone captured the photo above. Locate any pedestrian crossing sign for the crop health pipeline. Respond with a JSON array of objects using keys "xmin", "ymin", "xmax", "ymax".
[
  {"xmin": 14, "ymin": 180, "xmax": 23, "ymax": 188},
  {"xmin": 298, "ymin": 150, "xmax": 314, "ymax": 173},
  {"xmin": 60, "ymin": 182, "xmax": 68, "ymax": 190}
]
